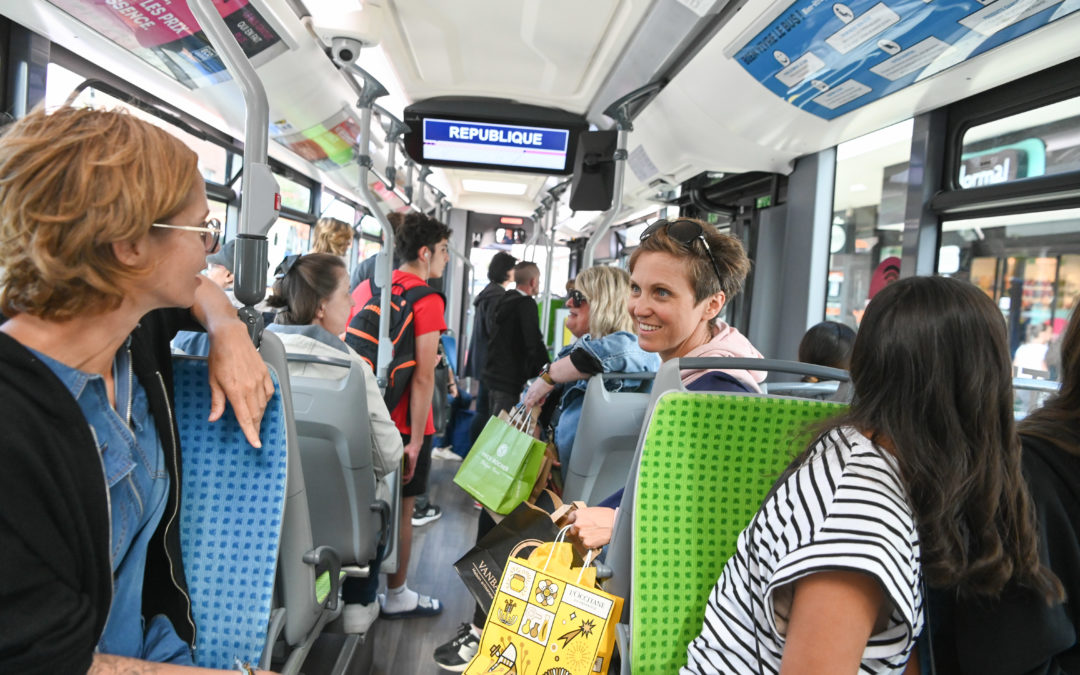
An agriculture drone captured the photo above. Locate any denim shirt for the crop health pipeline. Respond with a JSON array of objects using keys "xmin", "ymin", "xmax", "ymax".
[
  {"xmin": 554, "ymin": 331, "xmax": 660, "ymax": 466},
  {"xmin": 31, "ymin": 343, "xmax": 192, "ymax": 664}
]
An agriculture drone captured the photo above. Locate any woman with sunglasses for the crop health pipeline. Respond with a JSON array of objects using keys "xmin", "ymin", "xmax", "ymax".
[
  {"xmin": 522, "ymin": 265, "xmax": 660, "ymax": 469},
  {"xmin": 0, "ymin": 106, "xmax": 275, "ymax": 672},
  {"xmin": 629, "ymin": 217, "xmax": 764, "ymax": 391}
]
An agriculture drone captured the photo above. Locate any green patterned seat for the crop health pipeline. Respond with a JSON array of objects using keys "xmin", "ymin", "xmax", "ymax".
[{"xmin": 630, "ymin": 392, "xmax": 845, "ymax": 674}]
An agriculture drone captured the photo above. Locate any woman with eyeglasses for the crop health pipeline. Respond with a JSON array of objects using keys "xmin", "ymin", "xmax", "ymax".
[
  {"xmin": 0, "ymin": 106, "xmax": 275, "ymax": 672},
  {"xmin": 521, "ymin": 265, "xmax": 660, "ymax": 469}
]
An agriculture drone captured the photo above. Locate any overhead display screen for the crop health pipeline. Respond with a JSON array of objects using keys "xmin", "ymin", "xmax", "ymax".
[
  {"xmin": 403, "ymin": 100, "xmax": 587, "ymax": 176},
  {"xmin": 732, "ymin": 0, "xmax": 1079, "ymax": 120},
  {"xmin": 422, "ymin": 118, "xmax": 570, "ymax": 172}
]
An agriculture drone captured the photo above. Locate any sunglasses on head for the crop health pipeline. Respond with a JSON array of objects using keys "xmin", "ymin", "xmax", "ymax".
[
  {"xmin": 151, "ymin": 218, "xmax": 222, "ymax": 254},
  {"xmin": 639, "ymin": 218, "xmax": 724, "ymax": 293},
  {"xmin": 567, "ymin": 289, "xmax": 588, "ymax": 307}
]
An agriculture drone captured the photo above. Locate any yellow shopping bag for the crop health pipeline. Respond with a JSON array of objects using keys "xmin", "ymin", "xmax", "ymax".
[{"xmin": 465, "ymin": 527, "xmax": 623, "ymax": 675}]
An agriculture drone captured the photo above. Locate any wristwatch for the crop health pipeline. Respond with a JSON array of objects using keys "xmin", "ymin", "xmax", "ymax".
[{"xmin": 539, "ymin": 362, "xmax": 555, "ymax": 386}]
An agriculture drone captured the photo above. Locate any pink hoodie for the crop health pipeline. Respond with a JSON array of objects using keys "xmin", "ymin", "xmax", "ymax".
[{"xmin": 680, "ymin": 320, "xmax": 767, "ymax": 392}]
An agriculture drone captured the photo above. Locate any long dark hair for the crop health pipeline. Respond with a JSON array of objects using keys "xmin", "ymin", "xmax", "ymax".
[
  {"xmin": 805, "ymin": 276, "xmax": 1060, "ymax": 600},
  {"xmin": 1019, "ymin": 308, "xmax": 1080, "ymax": 455}
]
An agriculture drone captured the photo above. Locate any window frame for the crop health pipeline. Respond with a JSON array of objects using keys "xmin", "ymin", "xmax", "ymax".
[{"xmin": 934, "ymin": 57, "xmax": 1080, "ymax": 219}]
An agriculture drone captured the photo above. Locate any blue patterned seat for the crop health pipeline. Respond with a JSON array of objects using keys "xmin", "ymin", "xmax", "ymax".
[{"xmin": 173, "ymin": 356, "xmax": 288, "ymax": 669}]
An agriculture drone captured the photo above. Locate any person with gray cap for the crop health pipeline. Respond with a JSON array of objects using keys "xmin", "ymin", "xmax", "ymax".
[{"xmin": 205, "ymin": 238, "xmax": 236, "ymax": 290}]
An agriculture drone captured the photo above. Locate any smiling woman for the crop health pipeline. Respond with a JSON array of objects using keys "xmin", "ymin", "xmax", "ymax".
[{"xmin": 628, "ymin": 218, "xmax": 766, "ymax": 393}]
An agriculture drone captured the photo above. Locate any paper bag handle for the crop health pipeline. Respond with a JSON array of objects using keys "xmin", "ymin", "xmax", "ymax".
[{"xmin": 543, "ymin": 525, "xmax": 574, "ymax": 572}]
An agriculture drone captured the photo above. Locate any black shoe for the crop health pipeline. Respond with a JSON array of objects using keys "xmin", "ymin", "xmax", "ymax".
[
  {"xmin": 412, "ymin": 503, "xmax": 442, "ymax": 527},
  {"xmin": 434, "ymin": 623, "xmax": 480, "ymax": 671}
]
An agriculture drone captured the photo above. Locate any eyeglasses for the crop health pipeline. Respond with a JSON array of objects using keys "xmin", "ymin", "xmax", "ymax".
[
  {"xmin": 639, "ymin": 218, "xmax": 724, "ymax": 294},
  {"xmin": 151, "ymin": 218, "xmax": 222, "ymax": 254},
  {"xmin": 567, "ymin": 289, "xmax": 588, "ymax": 307}
]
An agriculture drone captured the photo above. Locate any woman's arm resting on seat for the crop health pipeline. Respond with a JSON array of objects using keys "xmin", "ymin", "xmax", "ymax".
[
  {"xmin": 522, "ymin": 355, "xmax": 590, "ymax": 408},
  {"xmin": 91, "ymin": 653, "xmax": 275, "ymax": 674},
  {"xmin": 779, "ymin": 570, "xmax": 886, "ymax": 675},
  {"xmin": 189, "ymin": 277, "xmax": 275, "ymax": 448}
]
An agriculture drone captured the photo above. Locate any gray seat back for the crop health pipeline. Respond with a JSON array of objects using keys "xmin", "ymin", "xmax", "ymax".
[
  {"xmin": 258, "ymin": 333, "xmax": 322, "ymax": 649},
  {"xmin": 287, "ymin": 354, "xmax": 384, "ymax": 567},
  {"xmin": 561, "ymin": 373, "xmax": 653, "ymax": 504}
]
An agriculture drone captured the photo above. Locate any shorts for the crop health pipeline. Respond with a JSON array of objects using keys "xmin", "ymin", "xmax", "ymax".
[{"xmin": 402, "ymin": 433, "xmax": 433, "ymax": 498}]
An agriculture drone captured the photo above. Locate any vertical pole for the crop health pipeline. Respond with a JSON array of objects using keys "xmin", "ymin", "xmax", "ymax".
[{"xmin": 540, "ymin": 201, "xmax": 558, "ymax": 345}]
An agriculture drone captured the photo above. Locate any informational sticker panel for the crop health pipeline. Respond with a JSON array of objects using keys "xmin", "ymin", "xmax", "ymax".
[
  {"xmin": 422, "ymin": 118, "xmax": 571, "ymax": 172},
  {"xmin": 733, "ymin": 0, "xmax": 1079, "ymax": 119},
  {"xmin": 47, "ymin": 0, "xmax": 287, "ymax": 89}
]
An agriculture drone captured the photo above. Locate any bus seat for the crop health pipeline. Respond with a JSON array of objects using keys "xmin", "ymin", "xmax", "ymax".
[
  {"xmin": 561, "ymin": 373, "xmax": 653, "ymax": 504},
  {"xmin": 173, "ymin": 356, "xmax": 288, "ymax": 669},
  {"xmin": 601, "ymin": 357, "xmax": 848, "ymax": 673},
  {"xmin": 624, "ymin": 390, "xmax": 845, "ymax": 673},
  {"xmin": 441, "ymin": 333, "xmax": 458, "ymax": 373},
  {"xmin": 286, "ymin": 354, "xmax": 390, "ymax": 570},
  {"xmin": 257, "ymin": 331, "xmax": 359, "ymax": 674}
]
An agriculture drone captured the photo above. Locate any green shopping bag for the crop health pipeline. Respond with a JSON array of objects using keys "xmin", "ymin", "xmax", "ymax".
[{"xmin": 454, "ymin": 406, "xmax": 548, "ymax": 514}]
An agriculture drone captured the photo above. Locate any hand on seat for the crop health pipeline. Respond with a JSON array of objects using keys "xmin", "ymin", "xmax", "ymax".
[
  {"xmin": 206, "ymin": 320, "xmax": 275, "ymax": 448},
  {"xmin": 566, "ymin": 506, "xmax": 617, "ymax": 549}
]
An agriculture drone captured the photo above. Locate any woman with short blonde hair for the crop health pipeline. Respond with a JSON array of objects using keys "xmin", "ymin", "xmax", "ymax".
[
  {"xmin": 522, "ymin": 264, "xmax": 659, "ymax": 467},
  {"xmin": 575, "ymin": 265, "xmax": 634, "ymax": 337},
  {"xmin": 311, "ymin": 216, "xmax": 353, "ymax": 256}
]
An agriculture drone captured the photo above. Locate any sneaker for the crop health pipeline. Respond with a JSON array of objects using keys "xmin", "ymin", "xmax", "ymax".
[
  {"xmin": 434, "ymin": 623, "xmax": 480, "ymax": 671},
  {"xmin": 342, "ymin": 601, "xmax": 379, "ymax": 634},
  {"xmin": 472, "ymin": 500, "xmax": 483, "ymax": 510},
  {"xmin": 412, "ymin": 503, "xmax": 442, "ymax": 527},
  {"xmin": 432, "ymin": 447, "xmax": 462, "ymax": 461}
]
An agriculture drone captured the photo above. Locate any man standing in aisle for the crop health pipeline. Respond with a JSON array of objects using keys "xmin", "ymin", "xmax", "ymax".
[
  {"xmin": 350, "ymin": 212, "xmax": 451, "ymax": 619},
  {"xmin": 464, "ymin": 252, "xmax": 517, "ymax": 444},
  {"xmin": 482, "ymin": 261, "xmax": 550, "ymax": 416}
]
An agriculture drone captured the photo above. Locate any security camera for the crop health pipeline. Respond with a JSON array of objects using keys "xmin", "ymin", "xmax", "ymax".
[{"xmin": 331, "ymin": 37, "xmax": 365, "ymax": 65}]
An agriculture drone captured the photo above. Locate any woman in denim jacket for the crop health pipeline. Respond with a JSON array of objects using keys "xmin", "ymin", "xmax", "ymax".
[{"xmin": 522, "ymin": 266, "xmax": 659, "ymax": 468}]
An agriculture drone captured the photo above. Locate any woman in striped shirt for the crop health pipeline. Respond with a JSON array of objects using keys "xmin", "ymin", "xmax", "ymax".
[{"xmin": 684, "ymin": 276, "xmax": 1061, "ymax": 674}]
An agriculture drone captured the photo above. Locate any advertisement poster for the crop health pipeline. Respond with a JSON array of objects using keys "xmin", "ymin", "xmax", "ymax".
[
  {"xmin": 47, "ymin": 0, "xmax": 287, "ymax": 89},
  {"xmin": 733, "ymin": 0, "xmax": 1079, "ymax": 119},
  {"xmin": 271, "ymin": 108, "xmax": 363, "ymax": 170}
]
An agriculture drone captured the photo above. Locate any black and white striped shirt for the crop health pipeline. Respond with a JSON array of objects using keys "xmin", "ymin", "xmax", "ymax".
[{"xmin": 683, "ymin": 427, "xmax": 923, "ymax": 674}]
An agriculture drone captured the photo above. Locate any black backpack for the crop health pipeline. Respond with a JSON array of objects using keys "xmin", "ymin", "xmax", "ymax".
[{"xmin": 346, "ymin": 278, "xmax": 444, "ymax": 411}]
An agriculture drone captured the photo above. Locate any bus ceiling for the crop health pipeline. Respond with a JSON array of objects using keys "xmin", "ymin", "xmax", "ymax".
[{"xmin": 7, "ymin": 0, "xmax": 1080, "ymax": 219}]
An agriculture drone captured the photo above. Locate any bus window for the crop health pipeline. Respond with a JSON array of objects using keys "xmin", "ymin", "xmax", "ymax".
[
  {"xmin": 320, "ymin": 190, "xmax": 359, "ymax": 226},
  {"xmin": 276, "ymin": 174, "xmax": 313, "ymax": 213},
  {"xmin": 266, "ymin": 217, "xmax": 312, "ymax": 279},
  {"xmin": 939, "ymin": 208, "xmax": 1080, "ymax": 385},
  {"xmin": 959, "ymin": 96, "xmax": 1080, "ymax": 189},
  {"xmin": 45, "ymin": 64, "xmax": 235, "ymax": 186},
  {"xmin": 828, "ymin": 119, "xmax": 914, "ymax": 329}
]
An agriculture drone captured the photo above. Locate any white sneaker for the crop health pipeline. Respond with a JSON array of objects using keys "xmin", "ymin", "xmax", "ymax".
[
  {"xmin": 342, "ymin": 601, "xmax": 379, "ymax": 634},
  {"xmin": 432, "ymin": 447, "xmax": 462, "ymax": 461}
]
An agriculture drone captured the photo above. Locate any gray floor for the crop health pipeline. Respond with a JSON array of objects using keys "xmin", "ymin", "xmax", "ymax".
[{"xmin": 367, "ymin": 455, "xmax": 482, "ymax": 675}]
